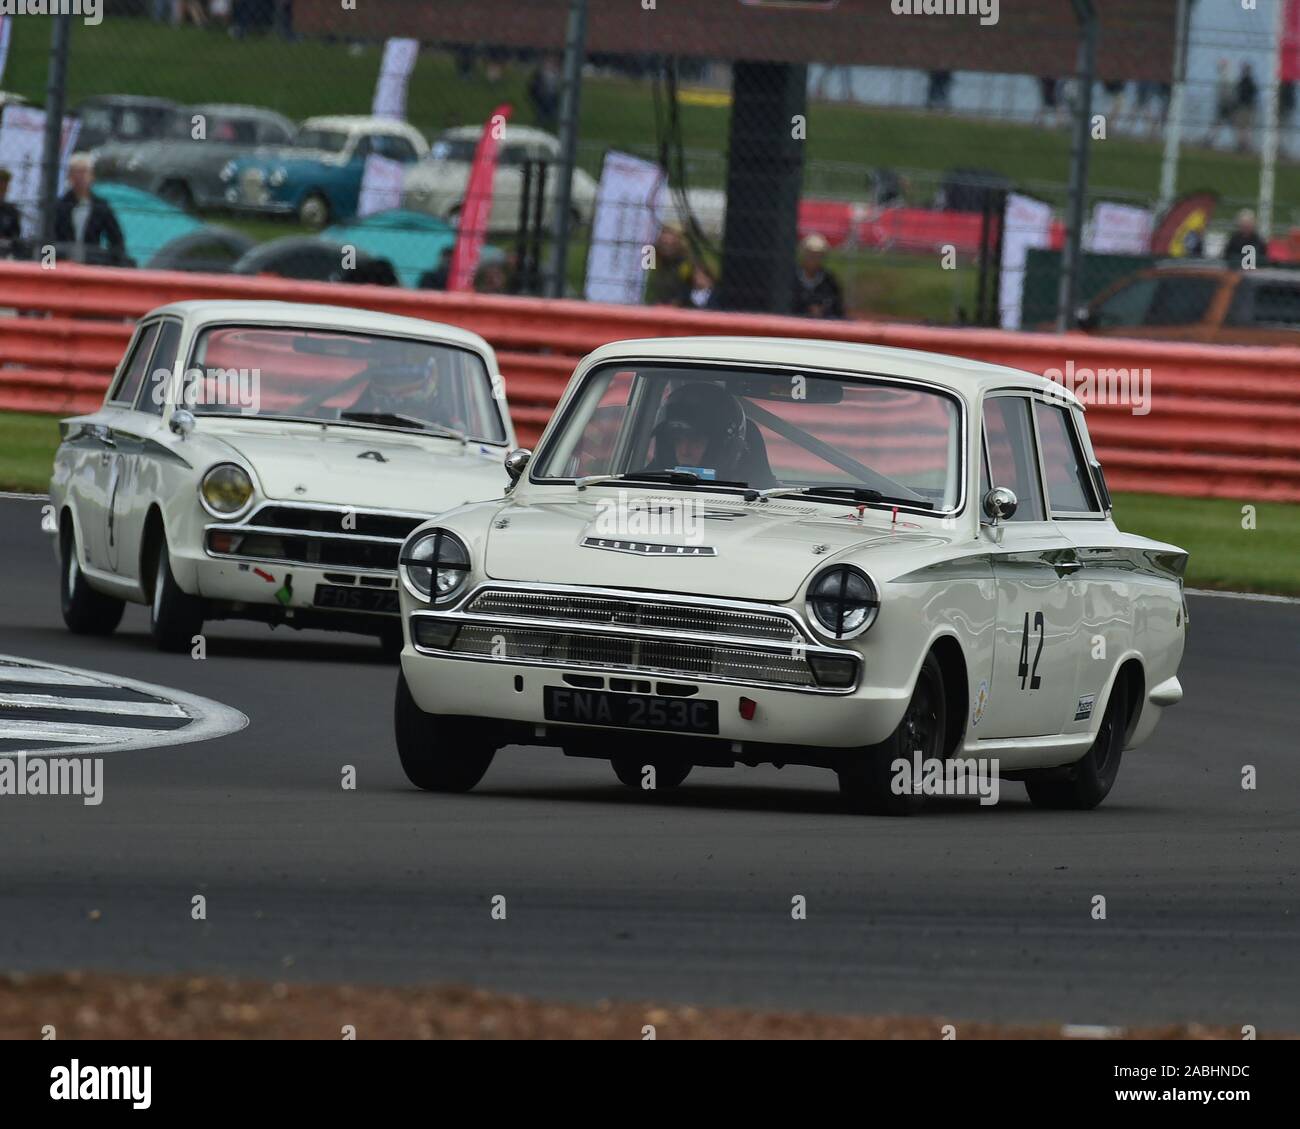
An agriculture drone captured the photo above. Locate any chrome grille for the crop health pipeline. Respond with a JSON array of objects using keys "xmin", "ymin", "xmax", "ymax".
[
  {"xmin": 206, "ymin": 504, "xmax": 426, "ymax": 572},
  {"xmin": 465, "ymin": 589, "xmax": 802, "ymax": 642},
  {"xmin": 450, "ymin": 625, "xmax": 817, "ymax": 687}
]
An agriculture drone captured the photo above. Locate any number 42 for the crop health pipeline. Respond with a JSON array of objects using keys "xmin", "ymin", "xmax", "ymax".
[{"xmin": 1019, "ymin": 611, "xmax": 1044, "ymax": 690}]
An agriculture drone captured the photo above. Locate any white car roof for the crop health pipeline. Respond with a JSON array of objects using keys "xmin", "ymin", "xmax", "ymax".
[
  {"xmin": 302, "ymin": 115, "xmax": 426, "ymax": 143},
  {"xmin": 144, "ymin": 300, "xmax": 495, "ymax": 358},
  {"xmin": 580, "ymin": 336, "xmax": 1081, "ymax": 408},
  {"xmin": 439, "ymin": 124, "xmax": 558, "ymax": 146}
]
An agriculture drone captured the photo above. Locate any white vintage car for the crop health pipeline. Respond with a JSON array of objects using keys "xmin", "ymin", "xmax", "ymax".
[
  {"xmin": 392, "ymin": 337, "xmax": 1188, "ymax": 814},
  {"xmin": 50, "ymin": 300, "xmax": 515, "ymax": 654}
]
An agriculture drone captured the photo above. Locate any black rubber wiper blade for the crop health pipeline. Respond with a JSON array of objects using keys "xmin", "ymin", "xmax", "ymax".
[
  {"xmin": 576, "ymin": 471, "xmax": 749, "ymax": 490},
  {"xmin": 337, "ymin": 411, "xmax": 466, "ymax": 442}
]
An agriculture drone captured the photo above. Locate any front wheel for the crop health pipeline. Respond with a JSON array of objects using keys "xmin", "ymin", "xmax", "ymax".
[
  {"xmin": 59, "ymin": 522, "xmax": 124, "ymax": 635},
  {"xmin": 298, "ymin": 191, "xmax": 330, "ymax": 229},
  {"xmin": 837, "ymin": 651, "xmax": 947, "ymax": 816},
  {"xmin": 395, "ymin": 672, "xmax": 496, "ymax": 792},
  {"xmin": 149, "ymin": 536, "xmax": 204, "ymax": 653},
  {"xmin": 1024, "ymin": 679, "xmax": 1126, "ymax": 810}
]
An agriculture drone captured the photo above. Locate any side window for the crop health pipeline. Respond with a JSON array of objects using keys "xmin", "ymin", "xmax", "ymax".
[
  {"xmin": 1033, "ymin": 402, "xmax": 1100, "ymax": 515},
  {"xmin": 374, "ymin": 135, "xmax": 418, "ymax": 163},
  {"xmin": 136, "ymin": 320, "xmax": 182, "ymax": 415},
  {"xmin": 351, "ymin": 135, "xmax": 373, "ymax": 160},
  {"xmin": 1094, "ymin": 277, "xmax": 1156, "ymax": 328},
  {"xmin": 1249, "ymin": 283, "xmax": 1300, "ymax": 327},
  {"xmin": 981, "ymin": 395, "xmax": 1045, "ymax": 522},
  {"xmin": 110, "ymin": 323, "xmax": 160, "ymax": 406},
  {"xmin": 1145, "ymin": 277, "xmax": 1218, "ymax": 327}
]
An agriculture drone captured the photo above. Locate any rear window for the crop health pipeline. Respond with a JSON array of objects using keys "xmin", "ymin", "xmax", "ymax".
[{"xmin": 1249, "ymin": 283, "xmax": 1300, "ymax": 327}]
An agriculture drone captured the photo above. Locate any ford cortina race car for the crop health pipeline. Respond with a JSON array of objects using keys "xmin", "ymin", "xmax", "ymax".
[
  {"xmin": 392, "ymin": 337, "xmax": 1187, "ymax": 813},
  {"xmin": 50, "ymin": 300, "xmax": 514, "ymax": 654}
]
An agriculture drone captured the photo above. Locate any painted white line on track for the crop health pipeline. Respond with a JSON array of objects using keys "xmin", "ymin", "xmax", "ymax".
[
  {"xmin": 0, "ymin": 666, "xmax": 109, "ymax": 688},
  {"xmin": 0, "ymin": 491, "xmax": 48, "ymax": 501},
  {"xmin": 0, "ymin": 693, "xmax": 188, "ymax": 718},
  {"xmin": 0, "ymin": 654, "xmax": 247, "ymax": 756},
  {"xmin": 1186, "ymin": 588, "xmax": 1300, "ymax": 606}
]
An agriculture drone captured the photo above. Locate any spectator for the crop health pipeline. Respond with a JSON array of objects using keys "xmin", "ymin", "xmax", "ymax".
[
  {"xmin": 686, "ymin": 261, "xmax": 717, "ymax": 310},
  {"xmin": 473, "ymin": 259, "xmax": 509, "ymax": 294},
  {"xmin": 418, "ymin": 245, "xmax": 454, "ymax": 290},
  {"xmin": 926, "ymin": 70, "xmax": 952, "ymax": 111},
  {"xmin": 1224, "ymin": 208, "xmax": 1265, "ymax": 269},
  {"xmin": 0, "ymin": 168, "xmax": 23, "ymax": 257},
  {"xmin": 528, "ymin": 55, "xmax": 561, "ymax": 132},
  {"xmin": 53, "ymin": 153, "xmax": 125, "ymax": 262},
  {"xmin": 1235, "ymin": 62, "xmax": 1259, "ymax": 152},
  {"xmin": 792, "ymin": 232, "xmax": 845, "ymax": 319},
  {"xmin": 645, "ymin": 221, "xmax": 693, "ymax": 306},
  {"xmin": 1208, "ymin": 58, "xmax": 1236, "ymax": 148},
  {"xmin": 1036, "ymin": 76, "xmax": 1062, "ymax": 128}
]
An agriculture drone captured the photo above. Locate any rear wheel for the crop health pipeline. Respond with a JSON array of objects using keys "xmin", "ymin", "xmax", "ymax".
[
  {"xmin": 59, "ymin": 522, "xmax": 124, "ymax": 635},
  {"xmin": 149, "ymin": 536, "xmax": 204, "ymax": 653},
  {"xmin": 838, "ymin": 652, "xmax": 946, "ymax": 816},
  {"xmin": 611, "ymin": 755, "xmax": 691, "ymax": 790},
  {"xmin": 1024, "ymin": 679, "xmax": 1126, "ymax": 810},
  {"xmin": 395, "ymin": 672, "xmax": 496, "ymax": 792}
]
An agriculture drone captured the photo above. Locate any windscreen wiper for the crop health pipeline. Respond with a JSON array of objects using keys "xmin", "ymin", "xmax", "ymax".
[
  {"xmin": 575, "ymin": 471, "xmax": 749, "ymax": 491},
  {"xmin": 337, "ymin": 411, "xmax": 467, "ymax": 444},
  {"xmin": 746, "ymin": 485, "xmax": 935, "ymax": 510}
]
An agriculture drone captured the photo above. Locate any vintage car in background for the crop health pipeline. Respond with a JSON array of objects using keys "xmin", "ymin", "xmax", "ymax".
[
  {"xmin": 50, "ymin": 300, "xmax": 514, "ymax": 654},
  {"xmin": 230, "ymin": 236, "xmax": 398, "ymax": 285},
  {"xmin": 221, "ymin": 115, "xmax": 429, "ymax": 228},
  {"xmin": 74, "ymin": 95, "xmax": 185, "ymax": 151},
  {"xmin": 93, "ymin": 103, "xmax": 298, "ymax": 212},
  {"xmin": 393, "ymin": 337, "xmax": 1187, "ymax": 813},
  {"xmin": 402, "ymin": 124, "xmax": 597, "ymax": 233}
]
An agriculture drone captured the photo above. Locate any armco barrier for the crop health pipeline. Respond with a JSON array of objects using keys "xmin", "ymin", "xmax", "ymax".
[{"xmin": 1, "ymin": 260, "xmax": 1298, "ymax": 502}]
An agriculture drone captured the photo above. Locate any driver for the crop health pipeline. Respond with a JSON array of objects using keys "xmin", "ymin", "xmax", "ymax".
[
  {"xmin": 648, "ymin": 382, "xmax": 749, "ymax": 481},
  {"xmin": 349, "ymin": 346, "xmax": 460, "ymax": 429}
]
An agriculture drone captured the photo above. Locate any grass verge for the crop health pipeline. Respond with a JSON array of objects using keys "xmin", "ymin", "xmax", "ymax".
[{"xmin": 3, "ymin": 411, "xmax": 1295, "ymax": 595}]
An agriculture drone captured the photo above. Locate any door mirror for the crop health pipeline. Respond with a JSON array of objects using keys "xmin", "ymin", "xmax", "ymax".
[
  {"xmin": 983, "ymin": 486, "xmax": 1018, "ymax": 524},
  {"xmin": 1074, "ymin": 304, "xmax": 1097, "ymax": 331},
  {"xmin": 504, "ymin": 447, "xmax": 532, "ymax": 483},
  {"xmin": 170, "ymin": 409, "xmax": 196, "ymax": 439}
]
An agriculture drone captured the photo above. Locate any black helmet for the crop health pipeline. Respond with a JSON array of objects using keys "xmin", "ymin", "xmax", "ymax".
[{"xmin": 651, "ymin": 382, "xmax": 747, "ymax": 474}]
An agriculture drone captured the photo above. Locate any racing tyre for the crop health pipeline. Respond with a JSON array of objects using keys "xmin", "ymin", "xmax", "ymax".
[
  {"xmin": 395, "ymin": 672, "xmax": 496, "ymax": 792},
  {"xmin": 1024, "ymin": 678, "xmax": 1126, "ymax": 810},
  {"xmin": 59, "ymin": 522, "xmax": 124, "ymax": 635},
  {"xmin": 377, "ymin": 622, "xmax": 404, "ymax": 660},
  {"xmin": 149, "ymin": 536, "xmax": 205, "ymax": 653},
  {"xmin": 837, "ymin": 651, "xmax": 946, "ymax": 816},
  {"xmin": 611, "ymin": 755, "xmax": 691, "ymax": 790}
]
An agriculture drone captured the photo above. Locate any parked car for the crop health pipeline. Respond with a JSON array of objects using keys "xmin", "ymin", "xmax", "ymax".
[
  {"xmin": 50, "ymin": 300, "xmax": 515, "ymax": 654},
  {"xmin": 73, "ymin": 95, "xmax": 184, "ymax": 151},
  {"xmin": 221, "ymin": 115, "xmax": 429, "ymax": 228},
  {"xmin": 231, "ymin": 236, "xmax": 398, "ymax": 285},
  {"xmin": 1076, "ymin": 262, "xmax": 1300, "ymax": 344},
  {"xmin": 323, "ymin": 209, "xmax": 456, "ymax": 288},
  {"xmin": 402, "ymin": 124, "xmax": 597, "ymax": 233},
  {"xmin": 92, "ymin": 103, "xmax": 297, "ymax": 212},
  {"xmin": 392, "ymin": 337, "xmax": 1187, "ymax": 813}
]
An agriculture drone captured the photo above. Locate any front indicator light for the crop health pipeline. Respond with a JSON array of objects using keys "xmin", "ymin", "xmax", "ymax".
[
  {"xmin": 413, "ymin": 619, "xmax": 459, "ymax": 650},
  {"xmin": 808, "ymin": 654, "xmax": 858, "ymax": 689}
]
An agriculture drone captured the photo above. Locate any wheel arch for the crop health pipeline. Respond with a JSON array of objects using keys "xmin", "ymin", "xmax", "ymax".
[
  {"xmin": 1110, "ymin": 654, "xmax": 1146, "ymax": 747},
  {"xmin": 139, "ymin": 504, "xmax": 167, "ymax": 604},
  {"xmin": 928, "ymin": 632, "xmax": 969, "ymax": 758}
]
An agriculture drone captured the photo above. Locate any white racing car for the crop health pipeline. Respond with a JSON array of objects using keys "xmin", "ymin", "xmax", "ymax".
[
  {"xmin": 393, "ymin": 337, "xmax": 1187, "ymax": 813},
  {"xmin": 50, "ymin": 300, "xmax": 514, "ymax": 653}
]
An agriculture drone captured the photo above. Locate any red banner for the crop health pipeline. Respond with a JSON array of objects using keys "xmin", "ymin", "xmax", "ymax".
[
  {"xmin": 1283, "ymin": 0, "xmax": 1300, "ymax": 84},
  {"xmin": 447, "ymin": 103, "xmax": 512, "ymax": 293}
]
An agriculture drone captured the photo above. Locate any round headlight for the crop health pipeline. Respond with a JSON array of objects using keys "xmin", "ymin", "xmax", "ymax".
[
  {"xmin": 219, "ymin": 160, "xmax": 236, "ymax": 182},
  {"xmin": 268, "ymin": 167, "xmax": 287, "ymax": 187},
  {"xmin": 199, "ymin": 463, "xmax": 254, "ymax": 517},
  {"xmin": 807, "ymin": 565, "xmax": 879, "ymax": 639},
  {"xmin": 400, "ymin": 529, "xmax": 470, "ymax": 602}
]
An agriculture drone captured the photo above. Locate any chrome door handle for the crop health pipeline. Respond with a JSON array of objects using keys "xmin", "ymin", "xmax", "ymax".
[{"xmin": 1054, "ymin": 560, "xmax": 1083, "ymax": 576}]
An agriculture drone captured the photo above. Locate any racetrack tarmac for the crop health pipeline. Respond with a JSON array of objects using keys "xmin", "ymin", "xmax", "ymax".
[{"xmin": 1, "ymin": 495, "xmax": 1297, "ymax": 1029}]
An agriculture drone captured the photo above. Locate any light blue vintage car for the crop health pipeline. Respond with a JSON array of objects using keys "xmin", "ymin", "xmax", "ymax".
[{"xmin": 220, "ymin": 115, "xmax": 428, "ymax": 228}]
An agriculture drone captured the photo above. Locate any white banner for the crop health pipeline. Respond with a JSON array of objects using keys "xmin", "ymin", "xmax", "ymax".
[
  {"xmin": 1085, "ymin": 201, "xmax": 1155, "ymax": 256},
  {"xmin": 357, "ymin": 154, "xmax": 405, "ymax": 218},
  {"xmin": 584, "ymin": 151, "xmax": 665, "ymax": 305},
  {"xmin": 999, "ymin": 193, "xmax": 1053, "ymax": 330},
  {"xmin": 371, "ymin": 38, "xmax": 419, "ymax": 122},
  {"xmin": 0, "ymin": 105, "xmax": 81, "ymax": 239}
]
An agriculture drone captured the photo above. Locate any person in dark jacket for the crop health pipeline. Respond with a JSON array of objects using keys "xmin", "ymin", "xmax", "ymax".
[
  {"xmin": 53, "ymin": 154, "xmax": 126, "ymax": 260},
  {"xmin": 1224, "ymin": 209, "xmax": 1266, "ymax": 269},
  {"xmin": 0, "ymin": 168, "xmax": 24, "ymax": 257},
  {"xmin": 792, "ymin": 232, "xmax": 845, "ymax": 319}
]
